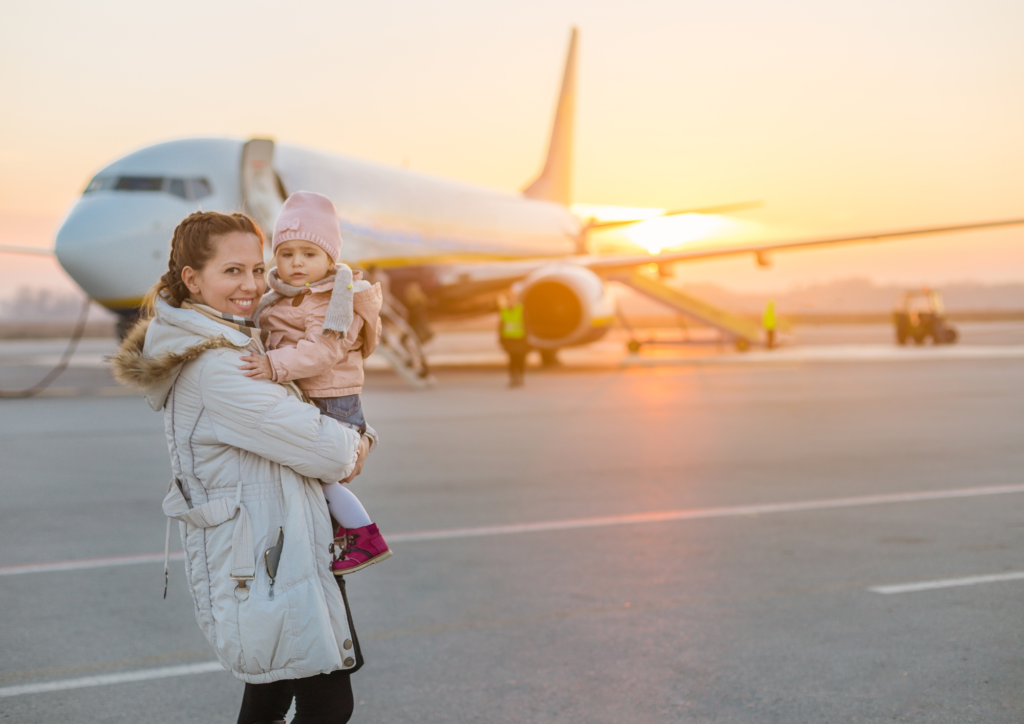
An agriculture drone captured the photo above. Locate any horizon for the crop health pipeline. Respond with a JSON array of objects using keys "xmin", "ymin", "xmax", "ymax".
[{"xmin": 5, "ymin": 276, "xmax": 1024, "ymax": 323}]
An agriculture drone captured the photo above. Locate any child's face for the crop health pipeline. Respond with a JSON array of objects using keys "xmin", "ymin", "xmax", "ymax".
[{"xmin": 275, "ymin": 240, "xmax": 334, "ymax": 286}]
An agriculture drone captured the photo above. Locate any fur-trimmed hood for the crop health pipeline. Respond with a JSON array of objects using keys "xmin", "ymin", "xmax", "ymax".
[{"xmin": 110, "ymin": 298, "xmax": 256, "ymax": 411}]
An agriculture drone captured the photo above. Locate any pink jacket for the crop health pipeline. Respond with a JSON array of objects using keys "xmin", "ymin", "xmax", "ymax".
[{"xmin": 259, "ymin": 277, "xmax": 383, "ymax": 398}]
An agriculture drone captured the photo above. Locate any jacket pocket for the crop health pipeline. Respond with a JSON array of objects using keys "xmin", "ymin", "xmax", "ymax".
[{"xmin": 162, "ymin": 478, "xmax": 192, "ymax": 518}]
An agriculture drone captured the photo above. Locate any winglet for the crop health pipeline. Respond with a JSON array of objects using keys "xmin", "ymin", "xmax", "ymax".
[{"xmin": 522, "ymin": 27, "xmax": 577, "ymax": 206}]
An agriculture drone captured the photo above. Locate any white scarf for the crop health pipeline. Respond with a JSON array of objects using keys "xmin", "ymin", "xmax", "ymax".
[{"xmin": 254, "ymin": 265, "xmax": 355, "ymax": 340}]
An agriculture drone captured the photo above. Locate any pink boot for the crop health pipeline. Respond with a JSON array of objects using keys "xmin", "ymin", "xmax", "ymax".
[{"xmin": 330, "ymin": 523, "xmax": 393, "ymax": 576}]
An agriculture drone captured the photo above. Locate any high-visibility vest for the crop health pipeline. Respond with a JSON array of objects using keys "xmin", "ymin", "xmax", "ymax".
[
  {"xmin": 762, "ymin": 301, "xmax": 777, "ymax": 331},
  {"xmin": 500, "ymin": 304, "xmax": 526, "ymax": 339}
]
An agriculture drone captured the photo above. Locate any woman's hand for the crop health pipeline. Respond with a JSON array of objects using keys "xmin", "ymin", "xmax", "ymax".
[
  {"xmin": 240, "ymin": 353, "xmax": 273, "ymax": 380},
  {"xmin": 341, "ymin": 435, "xmax": 371, "ymax": 483}
]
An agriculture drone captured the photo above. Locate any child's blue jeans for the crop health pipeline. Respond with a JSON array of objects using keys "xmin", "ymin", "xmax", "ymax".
[{"xmin": 312, "ymin": 394, "xmax": 367, "ymax": 434}]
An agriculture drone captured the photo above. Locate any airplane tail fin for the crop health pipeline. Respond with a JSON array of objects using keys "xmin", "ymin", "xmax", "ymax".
[{"xmin": 522, "ymin": 27, "xmax": 577, "ymax": 206}]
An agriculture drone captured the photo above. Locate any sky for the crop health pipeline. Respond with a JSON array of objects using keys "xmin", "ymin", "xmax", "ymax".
[{"xmin": 2, "ymin": 0, "xmax": 1023, "ymax": 297}]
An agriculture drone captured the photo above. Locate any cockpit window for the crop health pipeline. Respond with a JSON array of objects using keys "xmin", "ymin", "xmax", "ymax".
[
  {"xmin": 83, "ymin": 175, "xmax": 214, "ymax": 201},
  {"xmin": 84, "ymin": 177, "xmax": 118, "ymax": 193},
  {"xmin": 116, "ymin": 176, "xmax": 164, "ymax": 192}
]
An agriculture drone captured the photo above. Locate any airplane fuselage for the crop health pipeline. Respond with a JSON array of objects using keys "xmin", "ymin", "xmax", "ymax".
[{"xmin": 56, "ymin": 138, "xmax": 582, "ymax": 316}]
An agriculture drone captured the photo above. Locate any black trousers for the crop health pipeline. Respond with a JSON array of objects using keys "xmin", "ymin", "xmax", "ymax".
[
  {"xmin": 509, "ymin": 349, "xmax": 527, "ymax": 380},
  {"xmin": 236, "ymin": 668, "xmax": 353, "ymax": 724},
  {"xmin": 237, "ymin": 578, "xmax": 361, "ymax": 724},
  {"xmin": 502, "ymin": 338, "xmax": 528, "ymax": 383}
]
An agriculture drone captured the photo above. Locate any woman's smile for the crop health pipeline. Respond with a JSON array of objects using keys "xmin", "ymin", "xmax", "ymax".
[{"xmin": 228, "ymin": 296, "xmax": 256, "ymax": 314}]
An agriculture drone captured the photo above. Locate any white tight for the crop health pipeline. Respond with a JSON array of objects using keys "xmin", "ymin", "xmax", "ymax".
[{"xmin": 321, "ymin": 482, "xmax": 372, "ymax": 529}]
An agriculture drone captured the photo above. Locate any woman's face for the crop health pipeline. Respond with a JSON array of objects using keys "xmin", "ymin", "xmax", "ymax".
[{"xmin": 181, "ymin": 231, "xmax": 266, "ymax": 317}]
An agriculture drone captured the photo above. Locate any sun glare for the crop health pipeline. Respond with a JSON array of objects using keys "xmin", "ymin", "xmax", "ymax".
[
  {"xmin": 626, "ymin": 214, "xmax": 727, "ymax": 255},
  {"xmin": 572, "ymin": 204, "xmax": 731, "ymax": 256}
]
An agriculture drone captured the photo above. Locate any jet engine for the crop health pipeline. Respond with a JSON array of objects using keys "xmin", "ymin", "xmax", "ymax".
[{"xmin": 517, "ymin": 265, "xmax": 615, "ymax": 349}]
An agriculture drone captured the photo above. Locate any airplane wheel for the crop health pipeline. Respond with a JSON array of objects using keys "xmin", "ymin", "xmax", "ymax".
[
  {"xmin": 627, "ymin": 340, "xmax": 642, "ymax": 353},
  {"xmin": 540, "ymin": 348, "xmax": 561, "ymax": 367},
  {"xmin": 115, "ymin": 313, "xmax": 141, "ymax": 340}
]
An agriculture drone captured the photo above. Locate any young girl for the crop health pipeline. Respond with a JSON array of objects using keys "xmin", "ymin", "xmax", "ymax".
[{"xmin": 241, "ymin": 191, "xmax": 392, "ymax": 575}]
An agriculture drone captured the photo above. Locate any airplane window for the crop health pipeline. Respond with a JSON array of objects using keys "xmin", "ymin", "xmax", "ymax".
[
  {"xmin": 83, "ymin": 177, "xmax": 117, "ymax": 193},
  {"xmin": 188, "ymin": 178, "xmax": 213, "ymax": 200},
  {"xmin": 116, "ymin": 176, "xmax": 165, "ymax": 192},
  {"xmin": 81, "ymin": 175, "xmax": 213, "ymax": 200}
]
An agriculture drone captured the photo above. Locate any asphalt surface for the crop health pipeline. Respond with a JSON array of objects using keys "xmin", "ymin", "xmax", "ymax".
[{"xmin": 2, "ymin": 329, "xmax": 1024, "ymax": 723}]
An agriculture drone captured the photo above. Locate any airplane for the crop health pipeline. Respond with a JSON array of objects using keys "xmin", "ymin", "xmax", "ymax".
[{"xmin": 4, "ymin": 27, "xmax": 1024, "ymax": 383}]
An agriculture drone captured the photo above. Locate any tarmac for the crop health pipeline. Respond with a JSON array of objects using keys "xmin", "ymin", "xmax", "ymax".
[{"xmin": 2, "ymin": 322, "xmax": 1024, "ymax": 722}]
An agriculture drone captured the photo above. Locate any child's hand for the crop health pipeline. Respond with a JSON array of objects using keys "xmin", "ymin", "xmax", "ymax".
[{"xmin": 240, "ymin": 353, "xmax": 273, "ymax": 380}]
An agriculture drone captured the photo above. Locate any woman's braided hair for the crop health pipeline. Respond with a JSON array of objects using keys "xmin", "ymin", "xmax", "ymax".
[{"xmin": 143, "ymin": 211, "xmax": 265, "ymax": 315}]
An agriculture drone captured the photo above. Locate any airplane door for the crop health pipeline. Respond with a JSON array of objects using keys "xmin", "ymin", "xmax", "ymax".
[{"xmin": 241, "ymin": 138, "xmax": 285, "ymax": 260}]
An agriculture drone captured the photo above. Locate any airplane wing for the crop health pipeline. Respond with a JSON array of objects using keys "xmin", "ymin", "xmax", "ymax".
[
  {"xmin": 580, "ymin": 216, "xmax": 1024, "ymax": 273},
  {"xmin": 585, "ymin": 199, "xmax": 761, "ymax": 230},
  {"xmin": 584, "ymin": 200, "xmax": 762, "ymax": 231},
  {"xmin": 0, "ymin": 244, "xmax": 55, "ymax": 256},
  {"xmin": 433, "ymin": 216, "xmax": 1024, "ymax": 295}
]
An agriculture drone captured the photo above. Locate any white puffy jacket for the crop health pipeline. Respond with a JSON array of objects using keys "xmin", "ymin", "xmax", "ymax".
[{"xmin": 113, "ymin": 299, "xmax": 364, "ymax": 684}]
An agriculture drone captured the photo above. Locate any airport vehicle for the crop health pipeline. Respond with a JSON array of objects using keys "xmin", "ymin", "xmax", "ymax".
[
  {"xmin": 893, "ymin": 289, "xmax": 958, "ymax": 345},
  {"xmin": 2, "ymin": 29, "xmax": 1021, "ymax": 381}
]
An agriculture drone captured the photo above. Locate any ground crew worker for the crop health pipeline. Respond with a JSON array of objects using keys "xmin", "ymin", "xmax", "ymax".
[
  {"xmin": 763, "ymin": 299, "xmax": 777, "ymax": 350},
  {"xmin": 498, "ymin": 294, "xmax": 528, "ymax": 387}
]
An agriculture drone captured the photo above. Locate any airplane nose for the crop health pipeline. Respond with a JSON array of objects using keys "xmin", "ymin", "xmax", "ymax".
[{"xmin": 55, "ymin": 194, "xmax": 191, "ymax": 309}]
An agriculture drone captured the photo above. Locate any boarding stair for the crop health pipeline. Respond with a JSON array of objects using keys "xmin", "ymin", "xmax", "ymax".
[
  {"xmin": 375, "ymin": 298, "xmax": 436, "ymax": 388},
  {"xmin": 613, "ymin": 270, "xmax": 761, "ymax": 350}
]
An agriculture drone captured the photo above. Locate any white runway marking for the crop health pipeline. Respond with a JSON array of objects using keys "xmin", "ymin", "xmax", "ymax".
[
  {"xmin": 2, "ymin": 483, "xmax": 1023, "ymax": 578},
  {"xmin": 0, "ymin": 551, "xmax": 184, "ymax": 576},
  {"xmin": 624, "ymin": 344, "xmax": 1024, "ymax": 367},
  {"xmin": 870, "ymin": 571, "xmax": 1024, "ymax": 595},
  {"xmin": 387, "ymin": 483, "xmax": 1024, "ymax": 543},
  {"xmin": 0, "ymin": 662, "xmax": 224, "ymax": 699}
]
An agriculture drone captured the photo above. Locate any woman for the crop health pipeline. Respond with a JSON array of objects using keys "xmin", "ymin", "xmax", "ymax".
[{"xmin": 112, "ymin": 211, "xmax": 370, "ymax": 724}]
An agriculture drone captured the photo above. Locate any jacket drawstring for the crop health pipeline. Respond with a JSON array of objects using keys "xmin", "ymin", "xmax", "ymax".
[{"xmin": 163, "ymin": 516, "xmax": 172, "ymax": 599}]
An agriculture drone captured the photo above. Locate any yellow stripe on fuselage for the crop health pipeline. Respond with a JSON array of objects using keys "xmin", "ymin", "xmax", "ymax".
[
  {"xmin": 350, "ymin": 252, "xmax": 565, "ymax": 268},
  {"xmin": 95, "ymin": 296, "xmax": 145, "ymax": 311}
]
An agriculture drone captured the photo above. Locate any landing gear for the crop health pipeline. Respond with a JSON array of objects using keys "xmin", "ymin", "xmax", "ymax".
[
  {"xmin": 115, "ymin": 310, "xmax": 142, "ymax": 340},
  {"xmin": 617, "ymin": 305, "xmax": 643, "ymax": 354},
  {"xmin": 539, "ymin": 348, "xmax": 561, "ymax": 367}
]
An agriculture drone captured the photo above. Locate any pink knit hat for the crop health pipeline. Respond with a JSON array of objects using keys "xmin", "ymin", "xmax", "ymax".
[{"xmin": 272, "ymin": 191, "xmax": 342, "ymax": 262}]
